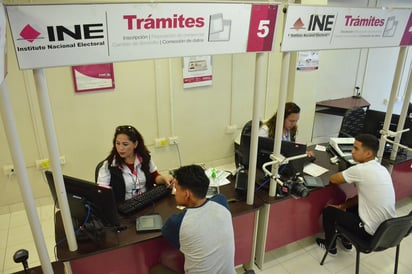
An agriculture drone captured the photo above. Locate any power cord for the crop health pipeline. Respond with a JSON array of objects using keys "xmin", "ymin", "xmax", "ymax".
[
  {"xmin": 172, "ymin": 140, "xmax": 182, "ymax": 167},
  {"xmin": 255, "ymin": 177, "xmax": 270, "ymax": 192},
  {"xmin": 53, "ymin": 203, "xmax": 92, "ymax": 259}
]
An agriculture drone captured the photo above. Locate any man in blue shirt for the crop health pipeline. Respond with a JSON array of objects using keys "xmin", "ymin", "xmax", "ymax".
[{"xmin": 161, "ymin": 164, "xmax": 236, "ymax": 274}]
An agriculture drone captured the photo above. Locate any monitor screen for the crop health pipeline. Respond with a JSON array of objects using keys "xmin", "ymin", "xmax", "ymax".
[
  {"xmin": 238, "ymin": 130, "xmax": 307, "ymax": 175},
  {"xmin": 45, "ymin": 171, "xmax": 120, "ymax": 227},
  {"xmin": 279, "ymin": 141, "xmax": 307, "ymax": 177}
]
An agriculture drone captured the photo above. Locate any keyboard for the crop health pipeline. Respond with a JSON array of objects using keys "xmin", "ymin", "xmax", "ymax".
[{"xmin": 117, "ymin": 185, "xmax": 171, "ymax": 215}]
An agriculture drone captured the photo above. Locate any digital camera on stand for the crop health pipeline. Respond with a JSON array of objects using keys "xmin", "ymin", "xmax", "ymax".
[{"xmin": 277, "ymin": 176, "xmax": 309, "ymax": 198}]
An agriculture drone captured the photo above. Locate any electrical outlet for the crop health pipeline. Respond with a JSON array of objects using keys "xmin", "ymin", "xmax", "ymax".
[
  {"xmin": 35, "ymin": 156, "xmax": 66, "ymax": 170},
  {"xmin": 226, "ymin": 125, "xmax": 238, "ymax": 134},
  {"xmin": 155, "ymin": 138, "xmax": 168, "ymax": 147},
  {"xmin": 36, "ymin": 159, "xmax": 51, "ymax": 169},
  {"xmin": 168, "ymin": 136, "xmax": 179, "ymax": 144},
  {"xmin": 3, "ymin": 165, "xmax": 15, "ymax": 176}
]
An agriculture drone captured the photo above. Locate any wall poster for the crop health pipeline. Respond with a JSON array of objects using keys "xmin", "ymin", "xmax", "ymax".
[
  {"xmin": 183, "ymin": 56, "xmax": 212, "ymax": 88},
  {"xmin": 72, "ymin": 63, "xmax": 115, "ymax": 93}
]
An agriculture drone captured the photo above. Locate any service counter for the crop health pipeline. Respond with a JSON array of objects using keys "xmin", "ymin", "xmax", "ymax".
[
  {"xmin": 55, "ymin": 180, "xmax": 263, "ymax": 274},
  {"xmin": 390, "ymin": 157, "xmax": 412, "ymax": 200},
  {"xmin": 253, "ymin": 145, "xmax": 412, "ymax": 269},
  {"xmin": 54, "ymin": 146, "xmax": 411, "ymax": 273},
  {"xmin": 253, "ymin": 145, "xmax": 346, "ymax": 268}
]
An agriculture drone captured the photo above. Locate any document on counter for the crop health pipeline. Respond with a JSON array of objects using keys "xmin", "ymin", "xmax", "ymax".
[
  {"xmin": 205, "ymin": 168, "xmax": 231, "ymax": 187},
  {"xmin": 303, "ymin": 163, "xmax": 329, "ymax": 177}
]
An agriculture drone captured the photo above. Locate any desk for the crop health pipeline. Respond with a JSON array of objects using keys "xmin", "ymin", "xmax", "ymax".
[
  {"xmin": 316, "ymin": 96, "xmax": 370, "ymax": 116},
  {"xmin": 390, "ymin": 158, "xmax": 412, "ymax": 200},
  {"xmin": 254, "ymin": 146, "xmax": 346, "ymax": 268},
  {"xmin": 55, "ymin": 181, "xmax": 263, "ymax": 274},
  {"xmin": 313, "ymin": 96, "xmax": 371, "ymax": 143},
  {"xmin": 253, "ymin": 145, "xmax": 412, "ymax": 269}
]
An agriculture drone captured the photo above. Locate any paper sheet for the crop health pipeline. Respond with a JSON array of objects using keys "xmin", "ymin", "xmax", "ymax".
[
  {"xmin": 303, "ymin": 163, "xmax": 329, "ymax": 177},
  {"xmin": 205, "ymin": 168, "xmax": 231, "ymax": 187}
]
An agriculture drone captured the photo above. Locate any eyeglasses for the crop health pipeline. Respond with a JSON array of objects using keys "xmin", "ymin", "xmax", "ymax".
[{"xmin": 116, "ymin": 125, "xmax": 137, "ymax": 134}]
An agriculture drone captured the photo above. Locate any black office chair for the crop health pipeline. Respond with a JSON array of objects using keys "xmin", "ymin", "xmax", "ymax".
[
  {"xmin": 320, "ymin": 211, "xmax": 412, "ymax": 274},
  {"xmin": 94, "ymin": 160, "xmax": 105, "ymax": 183},
  {"xmin": 338, "ymin": 107, "xmax": 366, "ymax": 137}
]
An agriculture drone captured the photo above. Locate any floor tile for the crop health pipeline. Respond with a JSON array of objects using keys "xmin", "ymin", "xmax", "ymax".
[
  {"xmin": 259, "ymin": 263, "xmax": 289, "ymax": 274},
  {"xmin": 281, "ymin": 251, "xmax": 330, "ymax": 274},
  {"xmin": 0, "ymin": 229, "xmax": 8, "ymax": 250},
  {"xmin": 7, "ymin": 225, "xmax": 33, "ymax": 246},
  {"xmin": 0, "ymin": 214, "xmax": 10, "ymax": 230},
  {"xmin": 9, "ymin": 211, "xmax": 29, "ymax": 228}
]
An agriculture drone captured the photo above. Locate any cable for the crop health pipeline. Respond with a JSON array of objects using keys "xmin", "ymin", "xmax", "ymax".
[
  {"xmin": 255, "ymin": 177, "xmax": 270, "ymax": 192},
  {"xmin": 172, "ymin": 141, "xmax": 182, "ymax": 167},
  {"xmin": 53, "ymin": 203, "xmax": 92, "ymax": 259}
]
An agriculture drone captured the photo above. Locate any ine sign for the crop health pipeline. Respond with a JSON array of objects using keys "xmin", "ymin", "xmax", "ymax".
[
  {"xmin": 6, "ymin": 3, "xmax": 278, "ymax": 70},
  {"xmin": 282, "ymin": 5, "xmax": 412, "ymax": 51}
]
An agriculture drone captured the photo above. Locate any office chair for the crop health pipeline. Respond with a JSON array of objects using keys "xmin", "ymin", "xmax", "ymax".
[
  {"xmin": 94, "ymin": 160, "xmax": 105, "ymax": 182},
  {"xmin": 338, "ymin": 107, "xmax": 366, "ymax": 137},
  {"xmin": 320, "ymin": 211, "xmax": 412, "ymax": 274}
]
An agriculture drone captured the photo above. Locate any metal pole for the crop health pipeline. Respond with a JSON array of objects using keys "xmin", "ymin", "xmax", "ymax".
[
  {"xmin": 0, "ymin": 81, "xmax": 53, "ymax": 274},
  {"xmin": 269, "ymin": 52, "xmax": 290, "ymax": 197},
  {"xmin": 390, "ymin": 65, "xmax": 412, "ymax": 160},
  {"xmin": 33, "ymin": 68, "xmax": 78, "ymax": 251},
  {"xmin": 377, "ymin": 47, "xmax": 407, "ymax": 162},
  {"xmin": 246, "ymin": 53, "xmax": 267, "ymax": 205}
]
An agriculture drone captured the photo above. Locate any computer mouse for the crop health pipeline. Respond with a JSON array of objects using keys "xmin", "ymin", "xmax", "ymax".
[{"xmin": 307, "ymin": 156, "xmax": 316, "ymax": 163}]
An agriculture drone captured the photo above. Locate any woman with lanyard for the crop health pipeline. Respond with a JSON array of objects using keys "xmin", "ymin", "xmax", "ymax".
[{"xmin": 97, "ymin": 125, "xmax": 172, "ymax": 202}]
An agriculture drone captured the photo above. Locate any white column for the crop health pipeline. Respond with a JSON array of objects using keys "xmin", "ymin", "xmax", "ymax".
[
  {"xmin": 0, "ymin": 81, "xmax": 53, "ymax": 274},
  {"xmin": 247, "ymin": 53, "xmax": 267, "ymax": 205},
  {"xmin": 33, "ymin": 68, "xmax": 78, "ymax": 251},
  {"xmin": 377, "ymin": 47, "xmax": 408, "ymax": 161}
]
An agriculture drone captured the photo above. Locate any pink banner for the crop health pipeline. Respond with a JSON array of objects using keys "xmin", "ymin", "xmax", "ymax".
[
  {"xmin": 247, "ymin": 5, "xmax": 278, "ymax": 52},
  {"xmin": 400, "ymin": 11, "xmax": 412, "ymax": 46}
]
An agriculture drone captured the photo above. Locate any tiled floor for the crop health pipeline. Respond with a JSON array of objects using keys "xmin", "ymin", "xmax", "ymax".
[
  {"xmin": 0, "ymin": 199, "xmax": 57, "ymax": 274},
  {"xmin": 237, "ymin": 197, "xmax": 412, "ymax": 274},
  {"xmin": 1, "ymin": 197, "xmax": 411, "ymax": 274}
]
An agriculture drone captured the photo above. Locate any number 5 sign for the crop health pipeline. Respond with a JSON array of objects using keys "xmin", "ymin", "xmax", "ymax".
[{"xmin": 247, "ymin": 5, "xmax": 278, "ymax": 52}]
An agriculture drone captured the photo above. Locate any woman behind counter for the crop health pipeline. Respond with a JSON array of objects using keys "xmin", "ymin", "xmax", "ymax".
[
  {"xmin": 97, "ymin": 125, "xmax": 171, "ymax": 202},
  {"xmin": 259, "ymin": 102, "xmax": 300, "ymax": 141}
]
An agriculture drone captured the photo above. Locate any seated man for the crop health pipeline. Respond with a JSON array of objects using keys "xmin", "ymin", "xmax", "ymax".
[
  {"xmin": 161, "ymin": 165, "xmax": 236, "ymax": 274},
  {"xmin": 316, "ymin": 134, "xmax": 396, "ymax": 255}
]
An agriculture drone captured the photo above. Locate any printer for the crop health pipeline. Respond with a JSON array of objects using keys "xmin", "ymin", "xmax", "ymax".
[{"xmin": 329, "ymin": 137, "xmax": 357, "ymax": 165}]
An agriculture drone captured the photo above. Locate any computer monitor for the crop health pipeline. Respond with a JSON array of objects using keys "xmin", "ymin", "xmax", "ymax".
[
  {"xmin": 45, "ymin": 171, "xmax": 120, "ymax": 227},
  {"xmin": 278, "ymin": 141, "xmax": 307, "ymax": 178},
  {"xmin": 238, "ymin": 129, "xmax": 307, "ymax": 174},
  {"xmin": 364, "ymin": 104, "xmax": 412, "ymax": 148}
]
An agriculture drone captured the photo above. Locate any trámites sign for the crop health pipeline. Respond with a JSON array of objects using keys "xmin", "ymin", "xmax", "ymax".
[
  {"xmin": 282, "ymin": 5, "xmax": 412, "ymax": 51},
  {"xmin": 6, "ymin": 3, "xmax": 278, "ymax": 69}
]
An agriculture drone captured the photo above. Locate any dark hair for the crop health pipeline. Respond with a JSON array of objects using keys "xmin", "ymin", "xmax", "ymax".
[
  {"xmin": 174, "ymin": 165, "xmax": 209, "ymax": 199},
  {"xmin": 355, "ymin": 133, "xmax": 379, "ymax": 156},
  {"xmin": 265, "ymin": 102, "xmax": 300, "ymax": 139},
  {"xmin": 106, "ymin": 125, "xmax": 151, "ymax": 170}
]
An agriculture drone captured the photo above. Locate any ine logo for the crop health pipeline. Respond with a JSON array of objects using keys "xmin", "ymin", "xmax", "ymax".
[
  {"xmin": 291, "ymin": 18, "xmax": 305, "ymax": 30},
  {"xmin": 19, "ymin": 24, "xmax": 42, "ymax": 43},
  {"xmin": 18, "ymin": 23, "xmax": 104, "ymax": 43}
]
